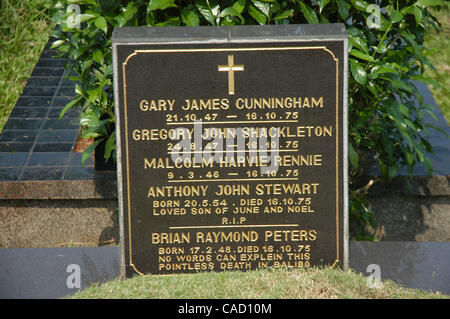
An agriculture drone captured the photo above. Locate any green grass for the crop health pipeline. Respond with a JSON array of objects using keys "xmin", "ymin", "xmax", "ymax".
[
  {"xmin": 0, "ymin": 0, "xmax": 54, "ymax": 132},
  {"xmin": 424, "ymin": 6, "xmax": 450, "ymax": 123},
  {"xmin": 67, "ymin": 267, "xmax": 448, "ymax": 299}
]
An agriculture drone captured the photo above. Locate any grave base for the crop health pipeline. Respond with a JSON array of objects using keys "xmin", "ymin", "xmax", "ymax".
[
  {"xmin": 0, "ymin": 180, "xmax": 119, "ymax": 248},
  {"xmin": 1, "ymin": 174, "xmax": 449, "ymax": 248},
  {"xmin": 365, "ymin": 176, "xmax": 450, "ymax": 241},
  {"xmin": 1, "ymin": 242, "xmax": 449, "ymax": 298}
]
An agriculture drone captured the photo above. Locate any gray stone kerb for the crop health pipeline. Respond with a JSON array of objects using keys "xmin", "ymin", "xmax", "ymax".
[
  {"xmin": 0, "ymin": 179, "xmax": 117, "ymax": 200},
  {"xmin": 365, "ymin": 175, "xmax": 450, "ymax": 197}
]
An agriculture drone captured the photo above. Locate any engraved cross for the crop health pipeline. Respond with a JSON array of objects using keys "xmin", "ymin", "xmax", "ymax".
[{"xmin": 218, "ymin": 55, "xmax": 244, "ymax": 95}]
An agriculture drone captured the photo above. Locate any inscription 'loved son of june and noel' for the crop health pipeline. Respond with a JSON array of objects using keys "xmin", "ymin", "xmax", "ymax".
[{"xmin": 113, "ymin": 25, "xmax": 347, "ymax": 276}]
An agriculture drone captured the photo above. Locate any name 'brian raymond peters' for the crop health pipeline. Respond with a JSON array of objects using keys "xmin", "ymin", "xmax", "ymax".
[{"xmin": 151, "ymin": 230, "xmax": 317, "ymax": 244}]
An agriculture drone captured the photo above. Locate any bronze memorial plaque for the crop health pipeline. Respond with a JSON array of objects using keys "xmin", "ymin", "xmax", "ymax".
[{"xmin": 113, "ymin": 25, "xmax": 348, "ymax": 277}]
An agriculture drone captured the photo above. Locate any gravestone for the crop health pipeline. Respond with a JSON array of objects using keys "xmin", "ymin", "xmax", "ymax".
[{"xmin": 112, "ymin": 24, "xmax": 348, "ymax": 277}]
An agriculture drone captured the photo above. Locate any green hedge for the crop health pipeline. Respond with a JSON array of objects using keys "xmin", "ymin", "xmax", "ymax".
[{"xmin": 46, "ymin": 0, "xmax": 445, "ymax": 239}]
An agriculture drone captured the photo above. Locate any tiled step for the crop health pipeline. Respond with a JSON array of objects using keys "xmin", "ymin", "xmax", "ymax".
[
  {"xmin": 0, "ymin": 38, "xmax": 114, "ymax": 182},
  {"xmin": 0, "ymin": 38, "xmax": 117, "ymax": 248}
]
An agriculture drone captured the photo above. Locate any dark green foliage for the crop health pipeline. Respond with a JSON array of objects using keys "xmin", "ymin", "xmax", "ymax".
[{"xmin": 45, "ymin": 0, "xmax": 445, "ymax": 239}]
